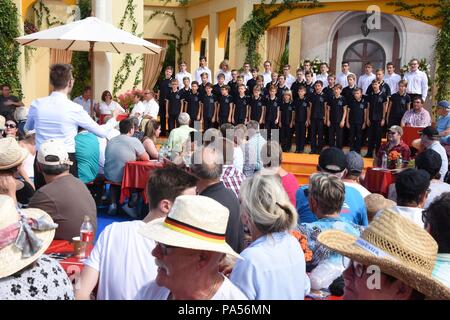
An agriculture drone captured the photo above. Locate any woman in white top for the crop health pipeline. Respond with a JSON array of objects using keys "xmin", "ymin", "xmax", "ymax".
[
  {"xmin": 215, "ymin": 60, "xmax": 232, "ymax": 84},
  {"xmin": 130, "ymin": 92, "xmax": 145, "ymax": 118},
  {"xmin": 98, "ymin": 90, "xmax": 125, "ymax": 115},
  {"xmin": 142, "ymin": 119, "xmax": 161, "ymax": 160}
]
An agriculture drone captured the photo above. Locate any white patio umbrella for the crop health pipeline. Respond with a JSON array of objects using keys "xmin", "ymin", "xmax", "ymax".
[{"xmin": 16, "ymin": 16, "xmax": 162, "ymax": 115}]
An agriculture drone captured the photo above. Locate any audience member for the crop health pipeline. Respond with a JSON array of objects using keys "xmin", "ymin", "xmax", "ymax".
[
  {"xmin": 419, "ymin": 126, "xmax": 448, "ymax": 181},
  {"xmin": 242, "ymin": 120, "xmax": 266, "ymax": 177},
  {"xmin": 375, "ymin": 125, "xmax": 410, "ymax": 167},
  {"xmin": 142, "ymin": 119, "xmax": 161, "ymax": 160},
  {"xmin": 364, "ymin": 193, "xmax": 395, "ymax": 222},
  {"xmin": 343, "ymin": 151, "xmax": 370, "ymax": 198},
  {"xmin": 167, "ymin": 113, "xmax": 196, "ymax": 155},
  {"xmin": 75, "ymin": 128, "xmax": 100, "ymax": 184}
]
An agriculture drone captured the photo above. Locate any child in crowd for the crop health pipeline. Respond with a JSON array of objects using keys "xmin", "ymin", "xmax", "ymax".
[
  {"xmin": 387, "ymin": 80, "xmax": 411, "ymax": 127},
  {"xmin": 249, "ymin": 86, "xmax": 265, "ymax": 127},
  {"xmin": 234, "ymin": 84, "xmax": 249, "ymax": 125},
  {"xmin": 308, "ymin": 81, "xmax": 326, "ymax": 154},
  {"xmin": 277, "ymin": 75, "xmax": 290, "ymax": 100},
  {"xmin": 280, "ymin": 90, "xmax": 295, "ymax": 152},
  {"xmin": 185, "ymin": 81, "xmax": 201, "ymax": 127},
  {"xmin": 165, "ymin": 79, "xmax": 183, "ymax": 132},
  {"xmin": 201, "ymin": 83, "xmax": 217, "ymax": 131},
  {"xmin": 326, "ymin": 84, "xmax": 348, "ymax": 149},
  {"xmin": 304, "ymin": 71, "xmax": 315, "ymax": 98},
  {"xmin": 294, "ymin": 85, "xmax": 309, "ymax": 153},
  {"xmin": 213, "ymin": 73, "xmax": 226, "ymax": 99},
  {"xmin": 180, "ymin": 77, "xmax": 191, "ymax": 105},
  {"xmin": 346, "ymin": 87, "xmax": 368, "ymax": 153},
  {"xmin": 366, "ymin": 80, "xmax": 388, "ymax": 158},
  {"xmin": 265, "ymin": 85, "xmax": 281, "ymax": 140},
  {"xmin": 246, "ymin": 68, "xmax": 259, "ymax": 94},
  {"xmin": 217, "ymin": 85, "xmax": 233, "ymax": 125}
]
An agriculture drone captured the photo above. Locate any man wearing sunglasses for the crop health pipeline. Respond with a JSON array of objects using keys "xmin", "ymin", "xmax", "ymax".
[{"xmin": 375, "ymin": 125, "xmax": 410, "ymax": 168}]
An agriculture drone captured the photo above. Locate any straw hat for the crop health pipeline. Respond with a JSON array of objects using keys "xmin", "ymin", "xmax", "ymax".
[
  {"xmin": 139, "ymin": 195, "xmax": 241, "ymax": 259},
  {"xmin": 318, "ymin": 209, "xmax": 450, "ymax": 299},
  {"xmin": 0, "ymin": 195, "xmax": 56, "ymax": 278},
  {"xmin": 0, "ymin": 137, "xmax": 29, "ymax": 170},
  {"xmin": 364, "ymin": 194, "xmax": 396, "ymax": 216}
]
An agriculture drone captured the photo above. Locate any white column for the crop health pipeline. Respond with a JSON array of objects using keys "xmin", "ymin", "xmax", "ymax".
[{"xmin": 93, "ymin": 0, "xmax": 112, "ymax": 101}]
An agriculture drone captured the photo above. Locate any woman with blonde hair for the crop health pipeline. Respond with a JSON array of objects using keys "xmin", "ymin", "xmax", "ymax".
[
  {"xmin": 230, "ymin": 174, "xmax": 308, "ymax": 299},
  {"xmin": 215, "ymin": 60, "xmax": 232, "ymax": 84},
  {"xmin": 142, "ymin": 119, "xmax": 161, "ymax": 159}
]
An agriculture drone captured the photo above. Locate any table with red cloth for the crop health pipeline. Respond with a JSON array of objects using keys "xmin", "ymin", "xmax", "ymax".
[
  {"xmin": 99, "ymin": 113, "xmax": 128, "ymax": 124},
  {"xmin": 402, "ymin": 126, "xmax": 422, "ymax": 146},
  {"xmin": 363, "ymin": 167, "xmax": 397, "ymax": 197},
  {"xmin": 45, "ymin": 240, "xmax": 87, "ymax": 283},
  {"xmin": 119, "ymin": 160, "xmax": 164, "ymax": 204}
]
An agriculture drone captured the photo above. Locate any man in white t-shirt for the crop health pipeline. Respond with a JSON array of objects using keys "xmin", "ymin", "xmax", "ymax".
[
  {"xmin": 175, "ymin": 61, "xmax": 192, "ymax": 89},
  {"xmin": 135, "ymin": 195, "xmax": 247, "ymax": 300},
  {"xmin": 75, "ymin": 163, "xmax": 197, "ymax": 300},
  {"xmin": 336, "ymin": 61, "xmax": 356, "ymax": 88},
  {"xmin": 142, "ymin": 90, "xmax": 159, "ymax": 119},
  {"xmin": 262, "ymin": 60, "xmax": 273, "ymax": 86},
  {"xmin": 384, "ymin": 62, "xmax": 402, "ymax": 94},
  {"xmin": 194, "ymin": 56, "xmax": 212, "ymax": 84},
  {"xmin": 357, "ymin": 62, "xmax": 376, "ymax": 94}
]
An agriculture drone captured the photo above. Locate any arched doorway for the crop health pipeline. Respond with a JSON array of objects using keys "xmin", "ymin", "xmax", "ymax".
[{"xmin": 343, "ymin": 39, "xmax": 386, "ymax": 75}]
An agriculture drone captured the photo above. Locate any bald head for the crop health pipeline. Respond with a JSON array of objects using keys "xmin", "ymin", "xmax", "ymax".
[{"xmin": 191, "ymin": 146, "xmax": 223, "ymax": 180}]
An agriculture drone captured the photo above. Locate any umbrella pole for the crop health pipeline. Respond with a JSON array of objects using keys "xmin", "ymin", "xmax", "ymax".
[{"xmin": 90, "ymin": 41, "xmax": 95, "ymax": 118}]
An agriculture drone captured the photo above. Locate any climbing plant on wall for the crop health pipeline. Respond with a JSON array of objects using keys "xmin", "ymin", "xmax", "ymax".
[
  {"xmin": 239, "ymin": 0, "xmax": 322, "ymax": 68},
  {"xmin": 388, "ymin": 0, "xmax": 450, "ymax": 101},
  {"xmin": 0, "ymin": 0, "xmax": 23, "ymax": 98},
  {"xmin": 113, "ymin": 0, "xmax": 144, "ymax": 97},
  {"xmin": 147, "ymin": 10, "xmax": 192, "ymax": 66}
]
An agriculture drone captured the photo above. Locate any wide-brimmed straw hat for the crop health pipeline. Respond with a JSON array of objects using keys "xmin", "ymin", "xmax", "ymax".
[
  {"xmin": 139, "ymin": 195, "xmax": 241, "ymax": 259},
  {"xmin": 0, "ymin": 137, "xmax": 29, "ymax": 170},
  {"xmin": 0, "ymin": 195, "xmax": 57, "ymax": 279},
  {"xmin": 318, "ymin": 209, "xmax": 450, "ymax": 299}
]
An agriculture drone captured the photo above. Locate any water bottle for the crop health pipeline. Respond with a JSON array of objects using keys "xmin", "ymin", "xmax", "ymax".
[
  {"xmin": 79, "ymin": 215, "xmax": 94, "ymax": 258},
  {"xmin": 382, "ymin": 152, "xmax": 388, "ymax": 169}
]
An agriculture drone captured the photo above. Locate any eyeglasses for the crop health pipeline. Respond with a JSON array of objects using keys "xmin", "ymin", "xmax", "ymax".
[
  {"xmin": 387, "ymin": 131, "xmax": 396, "ymax": 135},
  {"xmin": 5, "ymin": 123, "xmax": 17, "ymax": 128}
]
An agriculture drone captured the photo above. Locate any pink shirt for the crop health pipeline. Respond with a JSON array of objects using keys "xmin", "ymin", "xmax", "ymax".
[{"xmin": 281, "ymin": 173, "xmax": 299, "ymax": 206}]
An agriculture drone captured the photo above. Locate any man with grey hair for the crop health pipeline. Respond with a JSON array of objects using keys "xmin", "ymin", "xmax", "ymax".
[
  {"xmin": 28, "ymin": 139, "xmax": 97, "ymax": 240},
  {"xmin": 167, "ymin": 112, "xmax": 196, "ymax": 155},
  {"xmin": 190, "ymin": 146, "xmax": 245, "ymax": 253},
  {"xmin": 343, "ymin": 151, "xmax": 371, "ymax": 198},
  {"xmin": 299, "ymin": 172, "xmax": 363, "ymax": 293},
  {"xmin": 419, "ymin": 126, "xmax": 448, "ymax": 181},
  {"xmin": 296, "ymin": 147, "xmax": 368, "ymax": 226},
  {"xmin": 243, "ymin": 120, "xmax": 266, "ymax": 177}
]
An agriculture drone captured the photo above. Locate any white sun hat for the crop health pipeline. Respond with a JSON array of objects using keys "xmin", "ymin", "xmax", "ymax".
[{"xmin": 139, "ymin": 195, "xmax": 241, "ymax": 259}]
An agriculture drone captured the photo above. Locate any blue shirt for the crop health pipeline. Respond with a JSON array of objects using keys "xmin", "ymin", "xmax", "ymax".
[
  {"xmin": 75, "ymin": 131, "xmax": 100, "ymax": 183},
  {"xmin": 437, "ymin": 113, "xmax": 450, "ymax": 144},
  {"xmin": 296, "ymin": 183, "xmax": 368, "ymax": 226},
  {"xmin": 230, "ymin": 231, "xmax": 306, "ymax": 300}
]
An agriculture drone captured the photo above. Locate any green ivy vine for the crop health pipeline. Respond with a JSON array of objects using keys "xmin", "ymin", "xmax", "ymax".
[
  {"xmin": 113, "ymin": 0, "xmax": 144, "ymax": 97},
  {"xmin": 239, "ymin": 0, "xmax": 322, "ymax": 68},
  {"xmin": 388, "ymin": 0, "xmax": 450, "ymax": 101},
  {"xmin": 32, "ymin": 0, "xmax": 65, "ymax": 30},
  {"xmin": 0, "ymin": 0, "xmax": 23, "ymax": 98},
  {"xmin": 147, "ymin": 10, "xmax": 192, "ymax": 66}
]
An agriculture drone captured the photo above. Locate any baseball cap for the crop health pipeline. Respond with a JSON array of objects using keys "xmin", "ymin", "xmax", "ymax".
[
  {"xmin": 388, "ymin": 125, "xmax": 403, "ymax": 136},
  {"xmin": 318, "ymin": 147, "xmax": 347, "ymax": 173},
  {"xmin": 419, "ymin": 126, "xmax": 440, "ymax": 140},
  {"xmin": 346, "ymin": 151, "xmax": 364, "ymax": 175},
  {"xmin": 0, "ymin": 115, "xmax": 5, "ymax": 131},
  {"xmin": 437, "ymin": 101, "xmax": 450, "ymax": 110},
  {"xmin": 37, "ymin": 139, "xmax": 73, "ymax": 166}
]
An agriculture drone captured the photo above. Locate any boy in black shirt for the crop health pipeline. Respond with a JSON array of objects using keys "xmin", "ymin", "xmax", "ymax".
[
  {"xmin": 213, "ymin": 73, "xmax": 226, "ymax": 99},
  {"xmin": 293, "ymin": 86, "xmax": 308, "ymax": 153},
  {"xmin": 387, "ymin": 79, "xmax": 411, "ymax": 127},
  {"xmin": 322, "ymin": 74, "xmax": 336, "ymax": 103},
  {"xmin": 255, "ymin": 75, "xmax": 267, "ymax": 98},
  {"xmin": 304, "ymin": 71, "xmax": 315, "ymax": 98},
  {"xmin": 366, "ymin": 80, "xmax": 388, "ymax": 157},
  {"xmin": 185, "ymin": 81, "xmax": 201, "ymax": 127},
  {"xmin": 265, "ymin": 85, "xmax": 281, "ymax": 140},
  {"xmin": 326, "ymin": 84, "xmax": 347, "ymax": 149},
  {"xmin": 265, "ymin": 72, "xmax": 278, "ymax": 93},
  {"xmin": 180, "ymin": 77, "xmax": 191, "ymax": 109},
  {"xmin": 246, "ymin": 68, "xmax": 259, "ymax": 94},
  {"xmin": 346, "ymin": 87, "xmax": 368, "ymax": 153},
  {"xmin": 165, "ymin": 79, "xmax": 183, "ymax": 132},
  {"xmin": 228, "ymin": 70, "xmax": 239, "ymax": 99},
  {"xmin": 201, "ymin": 83, "xmax": 216, "ymax": 131},
  {"xmin": 249, "ymin": 86, "xmax": 265, "ymax": 126},
  {"xmin": 276, "ymin": 75, "xmax": 289, "ymax": 100},
  {"xmin": 198, "ymin": 72, "xmax": 209, "ymax": 99},
  {"xmin": 157, "ymin": 66, "xmax": 173, "ymax": 135},
  {"xmin": 366, "ymin": 69, "xmax": 391, "ymax": 100},
  {"xmin": 291, "ymin": 68, "xmax": 306, "ymax": 101},
  {"xmin": 217, "ymin": 86, "xmax": 233, "ymax": 125},
  {"xmin": 280, "ymin": 90, "xmax": 295, "ymax": 152},
  {"xmin": 342, "ymin": 73, "xmax": 357, "ymax": 104},
  {"xmin": 233, "ymin": 84, "xmax": 249, "ymax": 125},
  {"xmin": 307, "ymin": 81, "xmax": 326, "ymax": 154}
]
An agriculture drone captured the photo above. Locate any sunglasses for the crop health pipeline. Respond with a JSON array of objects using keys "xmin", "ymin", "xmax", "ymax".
[
  {"xmin": 5, "ymin": 123, "xmax": 17, "ymax": 128},
  {"xmin": 387, "ymin": 131, "xmax": 397, "ymax": 135}
]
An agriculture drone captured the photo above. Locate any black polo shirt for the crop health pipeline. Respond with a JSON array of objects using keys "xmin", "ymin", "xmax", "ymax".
[
  {"xmin": 200, "ymin": 182, "xmax": 244, "ymax": 253},
  {"xmin": 228, "ymin": 80, "xmax": 238, "ymax": 98},
  {"xmin": 202, "ymin": 94, "xmax": 216, "ymax": 119},
  {"xmin": 234, "ymin": 95, "xmax": 249, "ymax": 121},
  {"xmin": 218, "ymin": 95, "xmax": 233, "ymax": 119},
  {"xmin": 322, "ymin": 86, "xmax": 335, "ymax": 104},
  {"xmin": 198, "ymin": 83, "xmax": 207, "ymax": 100},
  {"xmin": 166, "ymin": 90, "xmax": 183, "ymax": 115},
  {"xmin": 246, "ymin": 78, "xmax": 257, "ymax": 94},
  {"xmin": 186, "ymin": 91, "xmax": 201, "ymax": 120},
  {"xmin": 328, "ymin": 95, "xmax": 348, "ymax": 124},
  {"xmin": 305, "ymin": 82, "xmax": 315, "ymax": 99},
  {"xmin": 265, "ymin": 81, "xmax": 278, "ymax": 93},
  {"xmin": 276, "ymin": 85, "xmax": 290, "ymax": 100},
  {"xmin": 212, "ymin": 84, "xmax": 224, "ymax": 99},
  {"xmin": 295, "ymin": 97, "xmax": 309, "ymax": 123},
  {"xmin": 368, "ymin": 91, "xmax": 388, "ymax": 121},
  {"xmin": 342, "ymin": 85, "xmax": 356, "ymax": 104},
  {"xmin": 389, "ymin": 92, "xmax": 411, "ymax": 120},
  {"xmin": 291, "ymin": 80, "xmax": 306, "ymax": 101},
  {"xmin": 280, "ymin": 101, "xmax": 294, "ymax": 126},
  {"xmin": 309, "ymin": 92, "xmax": 326, "ymax": 120},
  {"xmin": 157, "ymin": 78, "xmax": 172, "ymax": 105},
  {"xmin": 179, "ymin": 88, "xmax": 191, "ymax": 101},
  {"xmin": 366, "ymin": 81, "xmax": 391, "ymax": 98},
  {"xmin": 348, "ymin": 97, "xmax": 368, "ymax": 125},
  {"xmin": 250, "ymin": 96, "xmax": 265, "ymax": 121},
  {"xmin": 265, "ymin": 96, "xmax": 280, "ymax": 122}
]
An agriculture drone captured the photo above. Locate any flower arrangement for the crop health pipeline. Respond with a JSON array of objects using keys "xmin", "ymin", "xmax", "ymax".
[
  {"xmin": 117, "ymin": 89, "xmax": 143, "ymax": 112},
  {"xmin": 299, "ymin": 57, "xmax": 327, "ymax": 75},
  {"xmin": 388, "ymin": 151, "xmax": 403, "ymax": 169}
]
